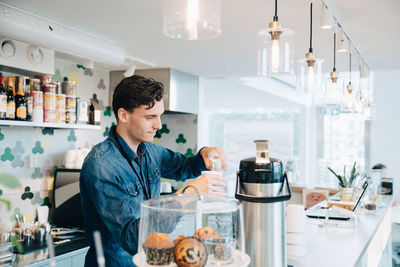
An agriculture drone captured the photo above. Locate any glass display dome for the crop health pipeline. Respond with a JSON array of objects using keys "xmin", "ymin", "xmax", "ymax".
[{"xmin": 133, "ymin": 192, "xmax": 249, "ymax": 267}]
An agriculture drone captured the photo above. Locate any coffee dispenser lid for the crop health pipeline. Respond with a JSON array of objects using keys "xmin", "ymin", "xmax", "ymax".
[{"xmin": 238, "ymin": 157, "xmax": 284, "ymax": 184}]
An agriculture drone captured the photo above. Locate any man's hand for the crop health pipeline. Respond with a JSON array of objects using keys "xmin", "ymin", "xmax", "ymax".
[
  {"xmin": 176, "ymin": 173, "xmax": 227, "ymax": 196},
  {"xmin": 200, "ymin": 147, "xmax": 227, "ymax": 171}
]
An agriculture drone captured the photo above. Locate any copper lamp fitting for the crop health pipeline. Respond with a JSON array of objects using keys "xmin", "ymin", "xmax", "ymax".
[{"xmin": 305, "ymin": 52, "xmax": 316, "ymax": 67}]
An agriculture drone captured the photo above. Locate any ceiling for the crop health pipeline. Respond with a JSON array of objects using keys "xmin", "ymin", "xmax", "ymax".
[{"xmin": 2, "ymin": 0, "xmax": 400, "ymax": 78}]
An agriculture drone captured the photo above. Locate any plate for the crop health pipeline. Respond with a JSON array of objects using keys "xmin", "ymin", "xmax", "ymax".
[{"xmin": 133, "ymin": 249, "xmax": 250, "ymax": 267}]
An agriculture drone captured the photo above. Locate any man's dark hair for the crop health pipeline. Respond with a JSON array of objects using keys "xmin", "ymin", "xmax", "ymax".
[
  {"xmin": 372, "ymin": 163, "xmax": 387, "ymax": 170},
  {"xmin": 112, "ymin": 75, "xmax": 164, "ymax": 120}
]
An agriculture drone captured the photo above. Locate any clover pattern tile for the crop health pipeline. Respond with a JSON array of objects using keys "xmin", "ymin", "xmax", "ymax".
[
  {"xmin": 12, "ymin": 141, "xmax": 25, "ymax": 154},
  {"xmin": 0, "ymin": 129, "xmax": 4, "ymax": 141},
  {"xmin": 193, "ymin": 117, "xmax": 197, "ymax": 124},
  {"xmin": 53, "ymin": 69, "xmax": 63, "ymax": 82},
  {"xmin": 97, "ymin": 79, "xmax": 106, "ymax": 90},
  {"xmin": 41, "ymin": 160, "xmax": 53, "ymax": 175},
  {"xmin": 32, "ymin": 141, "xmax": 44, "ymax": 154},
  {"xmin": 31, "ymin": 192, "xmax": 43, "ymax": 205},
  {"xmin": 84, "ymin": 68, "xmax": 93, "ymax": 77},
  {"xmin": 42, "ymin": 135, "xmax": 53, "ymax": 148},
  {"xmin": 1, "ymin": 147, "xmax": 14, "ymax": 162},
  {"xmin": 41, "ymin": 197, "xmax": 52, "ymax": 209},
  {"xmin": 11, "ymin": 154, "xmax": 24, "ymax": 168},
  {"xmin": 98, "ymin": 99, "xmax": 105, "ymax": 110},
  {"xmin": 21, "ymin": 186, "xmax": 34, "ymax": 200},
  {"xmin": 185, "ymin": 148, "xmax": 195, "ymax": 157},
  {"xmin": 175, "ymin": 134, "xmax": 187, "ymax": 144},
  {"xmin": 67, "ymin": 130, "xmax": 77, "ymax": 142},
  {"xmin": 103, "ymin": 106, "xmax": 111, "ymax": 117},
  {"xmin": 103, "ymin": 127, "xmax": 110, "ymax": 137},
  {"xmin": 31, "ymin": 168, "xmax": 43, "ymax": 179},
  {"xmin": 42, "ymin": 128, "xmax": 54, "ymax": 136},
  {"xmin": 76, "ymin": 64, "xmax": 85, "ymax": 70},
  {"xmin": 0, "ymin": 188, "xmax": 2, "ymax": 196}
]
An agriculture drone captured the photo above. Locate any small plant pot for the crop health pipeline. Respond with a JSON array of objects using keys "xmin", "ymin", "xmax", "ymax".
[{"xmin": 340, "ymin": 187, "xmax": 354, "ymax": 202}]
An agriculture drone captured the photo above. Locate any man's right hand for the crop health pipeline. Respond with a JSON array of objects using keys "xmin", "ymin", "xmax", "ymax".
[{"xmin": 176, "ymin": 173, "xmax": 227, "ymax": 196}]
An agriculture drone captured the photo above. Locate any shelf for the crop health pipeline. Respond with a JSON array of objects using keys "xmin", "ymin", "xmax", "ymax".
[{"xmin": 0, "ymin": 120, "xmax": 101, "ymax": 130}]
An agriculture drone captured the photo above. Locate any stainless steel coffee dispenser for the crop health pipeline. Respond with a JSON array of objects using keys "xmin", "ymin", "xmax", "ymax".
[{"xmin": 235, "ymin": 140, "xmax": 291, "ymax": 267}]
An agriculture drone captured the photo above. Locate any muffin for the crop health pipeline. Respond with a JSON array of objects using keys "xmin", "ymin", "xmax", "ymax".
[
  {"xmin": 193, "ymin": 226, "xmax": 221, "ymax": 241},
  {"xmin": 174, "ymin": 237, "xmax": 207, "ymax": 267},
  {"xmin": 174, "ymin": 235, "xmax": 187, "ymax": 246},
  {"xmin": 143, "ymin": 232, "xmax": 174, "ymax": 265}
]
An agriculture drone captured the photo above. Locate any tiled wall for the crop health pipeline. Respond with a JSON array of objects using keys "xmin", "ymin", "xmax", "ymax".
[{"xmin": 0, "ymin": 58, "xmax": 197, "ymax": 231}]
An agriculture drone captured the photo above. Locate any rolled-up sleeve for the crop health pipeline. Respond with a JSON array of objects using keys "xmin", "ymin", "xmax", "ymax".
[{"xmin": 159, "ymin": 146, "xmax": 207, "ymax": 179}]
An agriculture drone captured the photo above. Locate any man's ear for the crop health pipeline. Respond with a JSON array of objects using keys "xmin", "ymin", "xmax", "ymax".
[{"xmin": 117, "ymin": 108, "xmax": 129, "ymax": 123}]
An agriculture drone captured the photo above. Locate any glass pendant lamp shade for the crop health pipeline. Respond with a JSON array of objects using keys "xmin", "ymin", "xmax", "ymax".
[
  {"xmin": 257, "ymin": 0, "xmax": 294, "ymax": 76},
  {"xmin": 297, "ymin": 54, "xmax": 324, "ymax": 95},
  {"xmin": 257, "ymin": 24, "xmax": 294, "ymax": 76},
  {"xmin": 163, "ymin": 0, "xmax": 221, "ymax": 40},
  {"xmin": 296, "ymin": 2, "xmax": 324, "ymax": 100}
]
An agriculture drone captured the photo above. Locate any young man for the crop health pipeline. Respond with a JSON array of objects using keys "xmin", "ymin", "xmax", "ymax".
[{"xmin": 80, "ymin": 75, "xmax": 227, "ymax": 267}]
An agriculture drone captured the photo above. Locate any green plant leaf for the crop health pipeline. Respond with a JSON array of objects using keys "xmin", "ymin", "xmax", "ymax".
[
  {"xmin": 348, "ymin": 162, "xmax": 357, "ymax": 187},
  {"xmin": 0, "ymin": 172, "xmax": 21, "ymax": 188},
  {"xmin": 328, "ymin": 167, "xmax": 346, "ymax": 187},
  {"xmin": 0, "ymin": 198, "xmax": 11, "ymax": 210}
]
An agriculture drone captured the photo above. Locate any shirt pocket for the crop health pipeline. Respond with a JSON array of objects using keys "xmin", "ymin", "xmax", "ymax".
[
  {"xmin": 126, "ymin": 183, "xmax": 141, "ymax": 197},
  {"xmin": 149, "ymin": 168, "xmax": 161, "ymax": 184}
]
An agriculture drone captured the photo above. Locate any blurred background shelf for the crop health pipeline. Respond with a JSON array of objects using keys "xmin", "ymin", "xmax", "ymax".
[{"xmin": 0, "ymin": 120, "xmax": 101, "ymax": 130}]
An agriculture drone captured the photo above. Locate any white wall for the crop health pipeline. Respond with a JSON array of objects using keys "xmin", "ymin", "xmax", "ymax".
[{"xmin": 371, "ymin": 70, "xmax": 400, "ymax": 197}]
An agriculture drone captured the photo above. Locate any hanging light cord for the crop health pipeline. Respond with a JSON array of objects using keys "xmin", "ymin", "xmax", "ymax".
[
  {"xmin": 273, "ymin": 0, "xmax": 278, "ymax": 21},
  {"xmin": 333, "ymin": 33, "xmax": 336, "ymax": 71},
  {"xmin": 309, "ymin": 3, "xmax": 313, "ymax": 53},
  {"xmin": 349, "ymin": 53, "xmax": 352, "ymax": 84}
]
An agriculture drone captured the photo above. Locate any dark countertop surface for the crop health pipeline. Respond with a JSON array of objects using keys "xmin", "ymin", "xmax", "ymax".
[{"xmin": 12, "ymin": 238, "xmax": 89, "ymax": 266}]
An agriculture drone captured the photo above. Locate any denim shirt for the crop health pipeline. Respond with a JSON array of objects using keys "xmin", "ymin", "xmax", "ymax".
[{"xmin": 80, "ymin": 125, "xmax": 206, "ymax": 267}]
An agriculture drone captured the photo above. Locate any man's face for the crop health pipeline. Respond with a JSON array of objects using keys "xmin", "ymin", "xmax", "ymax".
[{"xmin": 123, "ymin": 100, "xmax": 164, "ymax": 144}]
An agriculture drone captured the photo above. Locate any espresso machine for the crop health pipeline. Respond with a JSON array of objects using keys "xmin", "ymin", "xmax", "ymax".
[{"xmin": 235, "ymin": 140, "xmax": 291, "ymax": 267}]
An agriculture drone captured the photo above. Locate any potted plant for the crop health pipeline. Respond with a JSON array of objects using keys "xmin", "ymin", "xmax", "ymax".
[{"xmin": 327, "ymin": 162, "xmax": 357, "ymax": 202}]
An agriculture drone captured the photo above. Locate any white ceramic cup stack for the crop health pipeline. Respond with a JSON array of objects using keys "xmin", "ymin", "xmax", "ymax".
[{"xmin": 286, "ymin": 204, "xmax": 307, "ymax": 257}]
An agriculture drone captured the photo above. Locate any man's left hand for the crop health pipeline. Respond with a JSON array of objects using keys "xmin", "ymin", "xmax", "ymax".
[{"xmin": 200, "ymin": 147, "xmax": 227, "ymax": 171}]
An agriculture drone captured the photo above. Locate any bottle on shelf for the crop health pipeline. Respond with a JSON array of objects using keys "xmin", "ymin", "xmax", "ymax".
[
  {"xmin": 26, "ymin": 78, "xmax": 33, "ymax": 121},
  {"xmin": 0, "ymin": 73, "xmax": 7, "ymax": 119},
  {"xmin": 6, "ymin": 77, "xmax": 15, "ymax": 120},
  {"xmin": 15, "ymin": 76, "xmax": 27, "ymax": 121}
]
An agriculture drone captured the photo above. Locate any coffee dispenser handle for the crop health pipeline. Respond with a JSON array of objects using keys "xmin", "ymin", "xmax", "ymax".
[{"xmin": 235, "ymin": 173, "xmax": 292, "ymax": 203}]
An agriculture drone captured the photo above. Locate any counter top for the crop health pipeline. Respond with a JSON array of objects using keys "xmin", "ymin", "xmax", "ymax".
[
  {"xmin": 12, "ymin": 238, "xmax": 88, "ymax": 267},
  {"xmin": 288, "ymin": 196, "xmax": 392, "ymax": 267}
]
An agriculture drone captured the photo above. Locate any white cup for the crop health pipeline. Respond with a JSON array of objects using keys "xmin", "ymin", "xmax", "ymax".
[
  {"xmin": 161, "ymin": 181, "xmax": 172, "ymax": 194},
  {"xmin": 286, "ymin": 204, "xmax": 306, "ymax": 233},
  {"xmin": 201, "ymin": 170, "xmax": 226, "ymax": 192},
  {"xmin": 37, "ymin": 206, "xmax": 49, "ymax": 225},
  {"xmin": 65, "ymin": 149, "xmax": 76, "ymax": 162}
]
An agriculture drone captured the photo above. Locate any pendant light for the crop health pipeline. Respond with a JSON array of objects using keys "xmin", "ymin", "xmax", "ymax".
[
  {"xmin": 257, "ymin": 0, "xmax": 294, "ymax": 76},
  {"xmin": 342, "ymin": 53, "xmax": 355, "ymax": 112},
  {"xmin": 163, "ymin": 0, "xmax": 221, "ymax": 40},
  {"xmin": 325, "ymin": 32, "xmax": 343, "ymax": 105},
  {"xmin": 320, "ymin": 4, "xmax": 333, "ymax": 29},
  {"xmin": 336, "ymin": 29, "xmax": 348, "ymax": 53},
  {"xmin": 296, "ymin": 2, "xmax": 324, "ymax": 96}
]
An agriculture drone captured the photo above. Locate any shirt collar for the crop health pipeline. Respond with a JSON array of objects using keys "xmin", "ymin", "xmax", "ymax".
[{"xmin": 110, "ymin": 125, "xmax": 146, "ymax": 161}]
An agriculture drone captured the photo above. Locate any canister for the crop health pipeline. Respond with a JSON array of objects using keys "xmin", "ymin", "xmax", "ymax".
[
  {"xmin": 44, "ymin": 109, "xmax": 56, "ymax": 123},
  {"xmin": 44, "ymin": 92, "xmax": 56, "ymax": 110},
  {"xmin": 56, "ymin": 109, "xmax": 66, "ymax": 123},
  {"xmin": 32, "ymin": 91, "xmax": 43, "ymax": 108},
  {"xmin": 66, "ymin": 96, "xmax": 76, "ymax": 111},
  {"xmin": 65, "ymin": 110, "xmax": 76, "ymax": 124},
  {"xmin": 56, "ymin": 94, "xmax": 66, "ymax": 110},
  {"xmin": 62, "ymin": 80, "xmax": 76, "ymax": 96},
  {"xmin": 32, "ymin": 107, "xmax": 43, "ymax": 123},
  {"xmin": 43, "ymin": 83, "xmax": 56, "ymax": 93}
]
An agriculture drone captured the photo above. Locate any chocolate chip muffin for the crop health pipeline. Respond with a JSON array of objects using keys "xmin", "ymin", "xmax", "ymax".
[
  {"xmin": 143, "ymin": 232, "xmax": 174, "ymax": 265},
  {"xmin": 174, "ymin": 237, "xmax": 207, "ymax": 267},
  {"xmin": 174, "ymin": 235, "xmax": 187, "ymax": 246},
  {"xmin": 193, "ymin": 226, "xmax": 221, "ymax": 241}
]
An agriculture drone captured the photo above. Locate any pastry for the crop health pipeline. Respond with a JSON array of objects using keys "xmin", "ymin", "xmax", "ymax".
[
  {"xmin": 174, "ymin": 235, "xmax": 187, "ymax": 246},
  {"xmin": 143, "ymin": 232, "xmax": 174, "ymax": 265},
  {"xmin": 174, "ymin": 237, "xmax": 207, "ymax": 267},
  {"xmin": 193, "ymin": 226, "xmax": 221, "ymax": 241}
]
